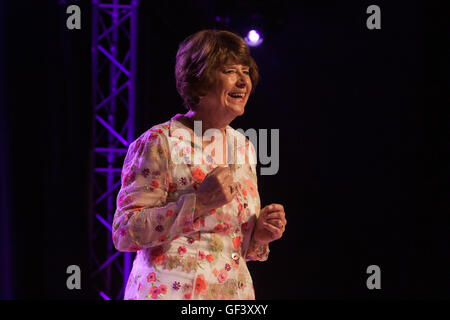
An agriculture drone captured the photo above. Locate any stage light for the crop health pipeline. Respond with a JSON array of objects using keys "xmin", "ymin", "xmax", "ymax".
[
  {"xmin": 244, "ymin": 29, "xmax": 263, "ymax": 47},
  {"xmin": 216, "ymin": 16, "xmax": 230, "ymax": 24}
]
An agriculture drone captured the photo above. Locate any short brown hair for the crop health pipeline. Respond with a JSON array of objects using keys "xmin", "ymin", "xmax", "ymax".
[{"xmin": 175, "ymin": 29, "xmax": 259, "ymax": 110}]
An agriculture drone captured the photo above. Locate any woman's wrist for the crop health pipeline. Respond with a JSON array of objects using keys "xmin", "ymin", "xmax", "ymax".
[
  {"xmin": 193, "ymin": 192, "xmax": 209, "ymax": 219},
  {"xmin": 251, "ymin": 228, "xmax": 269, "ymax": 245}
]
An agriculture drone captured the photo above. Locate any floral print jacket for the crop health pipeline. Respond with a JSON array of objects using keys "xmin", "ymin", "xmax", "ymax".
[{"xmin": 112, "ymin": 114, "xmax": 269, "ymax": 300}]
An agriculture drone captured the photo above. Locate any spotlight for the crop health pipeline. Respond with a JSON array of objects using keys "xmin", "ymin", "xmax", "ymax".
[
  {"xmin": 216, "ymin": 16, "xmax": 230, "ymax": 24},
  {"xmin": 244, "ymin": 29, "xmax": 263, "ymax": 47}
]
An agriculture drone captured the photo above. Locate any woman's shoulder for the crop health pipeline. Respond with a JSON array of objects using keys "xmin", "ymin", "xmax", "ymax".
[{"xmin": 127, "ymin": 120, "xmax": 172, "ymax": 155}]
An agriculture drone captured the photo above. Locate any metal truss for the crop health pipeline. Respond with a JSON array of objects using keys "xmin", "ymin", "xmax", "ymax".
[{"xmin": 90, "ymin": 0, "xmax": 139, "ymax": 300}]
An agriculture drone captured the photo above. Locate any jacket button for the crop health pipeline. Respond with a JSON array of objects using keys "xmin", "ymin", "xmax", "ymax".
[{"xmin": 232, "ymin": 252, "xmax": 240, "ymax": 261}]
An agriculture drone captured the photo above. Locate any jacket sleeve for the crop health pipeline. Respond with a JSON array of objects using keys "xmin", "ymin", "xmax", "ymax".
[
  {"xmin": 244, "ymin": 140, "xmax": 270, "ymax": 262},
  {"xmin": 112, "ymin": 129, "xmax": 197, "ymax": 252},
  {"xmin": 245, "ymin": 237, "xmax": 270, "ymax": 262},
  {"xmin": 245, "ymin": 199, "xmax": 270, "ymax": 262}
]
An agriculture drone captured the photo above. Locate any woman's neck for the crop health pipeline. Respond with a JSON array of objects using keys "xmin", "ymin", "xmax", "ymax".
[{"xmin": 182, "ymin": 109, "xmax": 229, "ymax": 135}]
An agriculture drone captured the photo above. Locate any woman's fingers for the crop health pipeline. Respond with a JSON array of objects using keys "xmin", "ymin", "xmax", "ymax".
[
  {"xmin": 256, "ymin": 203, "xmax": 287, "ymax": 243},
  {"xmin": 262, "ymin": 205, "xmax": 286, "ymax": 226},
  {"xmin": 265, "ymin": 218, "xmax": 285, "ymax": 229},
  {"xmin": 263, "ymin": 222, "xmax": 282, "ymax": 238},
  {"xmin": 208, "ymin": 165, "xmax": 230, "ymax": 181},
  {"xmin": 261, "ymin": 204, "xmax": 284, "ymax": 216},
  {"xmin": 223, "ymin": 174, "xmax": 233, "ymax": 185},
  {"xmin": 265, "ymin": 204, "xmax": 284, "ymax": 212},
  {"xmin": 208, "ymin": 165, "xmax": 235, "ymax": 194},
  {"xmin": 208, "ymin": 165, "xmax": 226, "ymax": 176},
  {"xmin": 266, "ymin": 211, "xmax": 285, "ymax": 220},
  {"xmin": 196, "ymin": 165, "xmax": 237, "ymax": 210},
  {"xmin": 229, "ymin": 182, "xmax": 238, "ymax": 197},
  {"xmin": 216, "ymin": 165, "xmax": 231, "ymax": 177}
]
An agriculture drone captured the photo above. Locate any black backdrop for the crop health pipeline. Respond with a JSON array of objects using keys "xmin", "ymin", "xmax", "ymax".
[{"xmin": 1, "ymin": 0, "xmax": 449, "ymax": 299}]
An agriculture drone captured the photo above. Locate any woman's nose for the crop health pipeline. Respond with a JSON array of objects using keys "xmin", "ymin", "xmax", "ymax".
[
  {"xmin": 236, "ymin": 76, "xmax": 248, "ymax": 87},
  {"xmin": 236, "ymin": 81, "xmax": 246, "ymax": 88}
]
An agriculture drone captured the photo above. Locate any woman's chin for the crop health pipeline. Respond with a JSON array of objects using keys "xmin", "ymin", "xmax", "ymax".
[{"xmin": 228, "ymin": 104, "xmax": 245, "ymax": 116}]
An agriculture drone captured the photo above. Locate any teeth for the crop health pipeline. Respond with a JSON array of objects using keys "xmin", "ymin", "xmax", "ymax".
[{"xmin": 229, "ymin": 93, "xmax": 245, "ymax": 98}]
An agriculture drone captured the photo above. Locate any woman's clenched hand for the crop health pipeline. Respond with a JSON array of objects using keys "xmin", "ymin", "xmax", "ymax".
[
  {"xmin": 194, "ymin": 165, "xmax": 237, "ymax": 219},
  {"xmin": 252, "ymin": 203, "xmax": 287, "ymax": 244}
]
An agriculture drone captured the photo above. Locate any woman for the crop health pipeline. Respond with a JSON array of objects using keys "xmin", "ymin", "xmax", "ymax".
[{"xmin": 112, "ymin": 29, "xmax": 287, "ymax": 300}]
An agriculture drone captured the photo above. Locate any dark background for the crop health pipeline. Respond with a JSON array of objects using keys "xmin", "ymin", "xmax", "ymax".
[{"xmin": 1, "ymin": 0, "xmax": 449, "ymax": 299}]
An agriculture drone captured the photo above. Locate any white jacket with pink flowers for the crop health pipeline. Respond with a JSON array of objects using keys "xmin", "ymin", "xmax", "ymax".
[{"xmin": 112, "ymin": 114, "xmax": 269, "ymax": 300}]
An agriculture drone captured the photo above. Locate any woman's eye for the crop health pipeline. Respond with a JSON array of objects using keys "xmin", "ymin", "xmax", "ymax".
[{"xmin": 224, "ymin": 70, "xmax": 250, "ymax": 75}]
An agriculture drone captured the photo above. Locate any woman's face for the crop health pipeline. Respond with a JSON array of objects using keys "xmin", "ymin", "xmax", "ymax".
[{"xmin": 200, "ymin": 61, "xmax": 252, "ymax": 118}]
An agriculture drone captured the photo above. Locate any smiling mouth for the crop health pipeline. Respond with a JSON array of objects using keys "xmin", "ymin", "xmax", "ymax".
[{"xmin": 227, "ymin": 93, "xmax": 246, "ymax": 101}]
